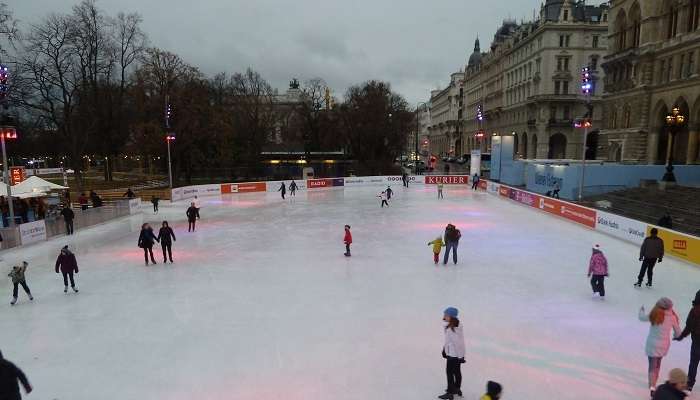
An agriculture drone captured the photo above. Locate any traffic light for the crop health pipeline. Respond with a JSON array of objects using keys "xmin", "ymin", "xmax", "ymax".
[{"xmin": 581, "ymin": 67, "xmax": 593, "ymax": 95}]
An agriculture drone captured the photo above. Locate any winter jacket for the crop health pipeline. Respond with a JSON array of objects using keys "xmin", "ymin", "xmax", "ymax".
[
  {"xmin": 641, "ymin": 236, "xmax": 665, "ymax": 261},
  {"xmin": 60, "ymin": 208, "xmax": 74, "ymax": 221},
  {"xmin": 386, "ymin": 188, "xmax": 393, "ymax": 199},
  {"xmin": 157, "ymin": 227, "xmax": 176, "ymax": 246},
  {"xmin": 278, "ymin": 183, "xmax": 286, "ymax": 194},
  {"xmin": 479, "ymin": 396, "xmax": 495, "ymax": 400},
  {"xmin": 78, "ymin": 196, "xmax": 88, "ymax": 205},
  {"xmin": 378, "ymin": 192, "xmax": 387, "ymax": 201},
  {"xmin": 652, "ymin": 382, "xmax": 687, "ymax": 400},
  {"xmin": 138, "ymin": 228, "xmax": 158, "ymax": 248},
  {"xmin": 55, "ymin": 250, "xmax": 78, "ymax": 274},
  {"xmin": 437, "ymin": 183, "xmax": 444, "ymax": 191},
  {"xmin": 344, "ymin": 230, "xmax": 353, "ymax": 245},
  {"xmin": 444, "ymin": 227, "xmax": 461, "ymax": 243},
  {"xmin": 289, "ymin": 182, "xmax": 298, "ymax": 191},
  {"xmin": 7, "ymin": 265, "xmax": 26, "ymax": 284},
  {"xmin": 186, "ymin": 206, "xmax": 198, "ymax": 221},
  {"xmin": 0, "ymin": 356, "xmax": 31, "ymax": 400},
  {"xmin": 429, "ymin": 238, "xmax": 444, "ymax": 254},
  {"xmin": 639, "ymin": 309, "xmax": 681, "ymax": 357},
  {"xmin": 588, "ymin": 251, "xmax": 608, "ymax": 276},
  {"xmin": 443, "ymin": 324, "xmax": 466, "ymax": 359},
  {"xmin": 151, "ymin": 197, "xmax": 159, "ymax": 205},
  {"xmin": 679, "ymin": 305, "xmax": 700, "ymax": 342}
]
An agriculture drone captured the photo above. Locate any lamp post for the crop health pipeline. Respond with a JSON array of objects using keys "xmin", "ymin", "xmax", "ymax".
[
  {"xmin": 662, "ymin": 106, "xmax": 685, "ymax": 183},
  {"xmin": 415, "ymin": 102, "xmax": 428, "ymax": 175},
  {"xmin": 165, "ymin": 96, "xmax": 174, "ymax": 189},
  {"xmin": 0, "ymin": 127, "xmax": 17, "ymax": 226},
  {"xmin": 577, "ymin": 66, "xmax": 595, "ymax": 201}
]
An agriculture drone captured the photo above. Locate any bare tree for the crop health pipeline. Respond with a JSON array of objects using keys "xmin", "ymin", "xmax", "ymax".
[{"xmin": 0, "ymin": 3, "xmax": 18, "ymax": 60}]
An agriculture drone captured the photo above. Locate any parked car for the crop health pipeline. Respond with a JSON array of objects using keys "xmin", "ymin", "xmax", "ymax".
[
  {"xmin": 456, "ymin": 155, "xmax": 469, "ymax": 165},
  {"xmin": 447, "ymin": 156, "xmax": 458, "ymax": 163}
]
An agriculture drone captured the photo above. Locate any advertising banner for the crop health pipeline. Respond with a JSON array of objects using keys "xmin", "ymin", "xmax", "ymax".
[
  {"xmin": 128, "ymin": 198, "xmax": 142, "ymax": 215},
  {"xmin": 171, "ymin": 187, "xmax": 184, "ymax": 202},
  {"xmin": 425, "ymin": 175, "xmax": 469, "ymax": 185},
  {"xmin": 559, "ymin": 202, "xmax": 597, "ymax": 228},
  {"xmin": 478, "ymin": 180, "xmax": 487, "ymax": 190},
  {"xmin": 596, "ymin": 211, "xmax": 647, "ymax": 245},
  {"xmin": 221, "ymin": 182, "xmax": 267, "ymax": 194},
  {"xmin": 498, "ymin": 186, "xmax": 512, "ymax": 197},
  {"xmin": 10, "ymin": 167, "xmax": 25, "ymax": 185},
  {"xmin": 651, "ymin": 227, "xmax": 700, "ymax": 266},
  {"xmin": 537, "ymin": 196, "xmax": 562, "ymax": 216},
  {"xmin": 307, "ymin": 178, "xmax": 344, "ymax": 189},
  {"xmin": 19, "ymin": 220, "xmax": 47, "ymax": 245},
  {"xmin": 26, "ymin": 168, "xmax": 64, "ymax": 176},
  {"xmin": 509, "ymin": 188, "xmax": 540, "ymax": 207},
  {"xmin": 487, "ymin": 181, "xmax": 500, "ymax": 194}
]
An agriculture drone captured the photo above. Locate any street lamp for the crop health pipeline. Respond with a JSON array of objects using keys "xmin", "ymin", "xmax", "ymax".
[
  {"xmin": 164, "ymin": 96, "xmax": 174, "ymax": 189},
  {"xmin": 662, "ymin": 106, "xmax": 685, "ymax": 183},
  {"xmin": 0, "ymin": 126, "xmax": 17, "ymax": 226},
  {"xmin": 577, "ymin": 66, "xmax": 595, "ymax": 201},
  {"xmin": 415, "ymin": 102, "xmax": 428, "ymax": 174}
]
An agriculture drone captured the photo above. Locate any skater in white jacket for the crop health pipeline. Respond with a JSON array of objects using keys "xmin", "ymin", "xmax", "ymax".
[
  {"xmin": 439, "ymin": 307, "xmax": 466, "ymax": 400},
  {"xmin": 639, "ymin": 297, "xmax": 682, "ymax": 397}
]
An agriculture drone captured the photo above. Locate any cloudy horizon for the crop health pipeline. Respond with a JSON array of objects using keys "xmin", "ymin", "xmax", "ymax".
[{"xmin": 11, "ymin": 0, "xmax": 544, "ymax": 104}]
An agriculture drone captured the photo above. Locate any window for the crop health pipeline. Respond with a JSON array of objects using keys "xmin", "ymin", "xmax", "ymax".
[
  {"xmin": 563, "ymin": 10, "xmax": 569, "ymax": 21},
  {"xmin": 564, "ymin": 58, "xmax": 570, "ymax": 71},
  {"xmin": 680, "ymin": 54, "xmax": 686, "ymax": 79},
  {"xmin": 565, "ymin": 35, "xmax": 571, "ymax": 47},
  {"xmin": 557, "ymin": 57, "xmax": 564, "ymax": 71},
  {"xmin": 690, "ymin": 0, "xmax": 700, "ymax": 32},
  {"xmin": 590, "ymin": 56, "xmax": 599, "ymax": 70},
  {"xmin": 563, "ymin": 106, "xmax": 571, "ymax": 120},
  {"xmin": 559, "ymin": 35, "xmax": 565, "ymax": 47},
  {"xmin": 659, "ymin": 60, "xmax": 666, "ymax": 83},
  {"xmin": 554, "ymin": 81, "xmax": 561, "ymax": 95},
  {"xmin": 666, "ymin": 57, "xmax": 673, "ymax": 81},
  {"xmin": 689, "ymin": 52, "xmax": 696, "ymax": 76},
  {"xmin": 550, "ymin": 106, "xmax": 557, "ymax": 120},
  {"xmin": 563, "ymin": 81, "xmax": 569, "ymax": 95},
  {"xmin": 592, "ymin": 35, "xmax": 599, "ymax": 49},
  {"xmin": 668, "ymin": 7, "xmax": 679, "ymax": 39}
]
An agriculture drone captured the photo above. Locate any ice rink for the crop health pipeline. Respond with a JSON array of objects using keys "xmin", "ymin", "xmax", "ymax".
[{"xmin": 2, "ymin": 184, "xmax": 699, "ymax": 400}]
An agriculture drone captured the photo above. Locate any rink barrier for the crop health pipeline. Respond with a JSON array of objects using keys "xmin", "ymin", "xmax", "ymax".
[{"xmin": 481, "ymin": 180, "xmax": 700, "ymax": 266}]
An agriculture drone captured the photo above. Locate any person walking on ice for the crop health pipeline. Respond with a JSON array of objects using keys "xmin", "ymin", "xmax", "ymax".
[
  {"xmin": 186, "ymin": 203, "xmax": 198, "ymax": 232},
  {"xmin": 438, "ymin": 307, "xmax": 465, "ymax": 400},
  {"xmin": 138, "ymin": 223, "xmax": 159, "ymax": 265},
  {"xmin": 442, "ymin": 224, "xmax": 461, "ymax": 265},
  {"xmin": 278, "ymin": 182, "xmax": 286, "ymax": 199},
  {"xmin": 378, "ymin": 191, "xmax": 389, "ymax": 207},
  {"xmin": 588, "ymin": 244, "xmax": 608, "ymax": 299},
  {"xmin": 343, "ymin": 225, "xmax": 352, "ymax": 257},
  {"xmin": 8, "ymin": 261, "xmax": 33, "ymax": 305},
  {"xmin": 157, "ymin": 221, "xmax": 176, "ymax": 264},
  {"xmin": 386, "ymin": 186, "xmax": 393, "ymax": 200},
  {"xmin": 0, "ymin": 350, "xmax": 33, "ymax": 399},
  {"xmin": 428, "ymin": 236, "xmax": 444, "ymax": 265},
  {"xmin": 471, "ymin": 173, "xmax": 480, "ymax": 190},
  {"xmin": 674, "ymin": 290, "xmax": 700, "ymax": 392},
  {"xmin": 636, "ymin": 228, "xmax": 665, "ymax": 288},
  {"xmin": 639, "ymin": 297, "xmax": 681, "ymax": 397},
  {"xmin": 151, "ymin": 196, "xmax": 160, "ymax": 213},
  {"xmin": 55, "ymin": 246, "xmax": 79, "ymax": 293},
  {"xmin": 438, "ymin": 183, "xmax": 444, "ymax": 199},
  {"xmin": 289, "ymin": 180, "xmax": 298, "ymax": 196}
]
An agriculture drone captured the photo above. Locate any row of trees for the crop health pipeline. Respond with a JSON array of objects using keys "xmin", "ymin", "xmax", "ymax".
[{"xmin": 1, "ymin": 1, "xmax": 414, "ymax": 187}]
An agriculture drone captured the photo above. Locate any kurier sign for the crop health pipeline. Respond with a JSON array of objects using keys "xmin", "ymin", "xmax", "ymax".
[
  {"xmin": 10, "ymin": 166, "xmax": 25, "ymax": 185},
  {"xmin": 425, "ymin": 175, "xmax": 469, "ymax": 185}
]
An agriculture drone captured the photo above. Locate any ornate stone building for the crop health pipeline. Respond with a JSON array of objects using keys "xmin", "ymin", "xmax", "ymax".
[
  {"xmin": 427, "ymin": 72, "xmax": 463, "ymax": 156},
  {"xmin": 601, "ymin": 0, "xmax": 700, "ymax": 164}
]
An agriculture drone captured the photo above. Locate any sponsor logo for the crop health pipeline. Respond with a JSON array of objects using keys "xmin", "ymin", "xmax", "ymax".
[
  {"xmin": 597, "ymin": 216, "xmax": 619, "ymax": 230},
  {"xmin": 425, "ymin": 176, "xmax": 468, "ymax": 185},
  {"xmin": 674, "ymin": 240, "xmax": 688, "ymax": 250},
  {"xmin": 534, "ymin": 173, "xmax": 563, "ymax": 188},
  {"xmin": 308, "ymin": 179, "xmax": 328, "ymax": 188}
]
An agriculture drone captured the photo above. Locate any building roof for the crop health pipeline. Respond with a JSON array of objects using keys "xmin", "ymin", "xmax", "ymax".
[{"xmin": 468, "ymin": 38, "xmax": 482, "ymax": 68}]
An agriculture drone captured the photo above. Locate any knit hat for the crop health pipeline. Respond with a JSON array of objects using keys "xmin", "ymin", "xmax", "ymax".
[
  {"xmin": 486, "ymin": 381, "xmax": 503, "ymax": 396},
  {"xmin": 444, "ymin": 307, "xmax": 459, "ymax": 318},
  {"xmin": 668, "ymin": 368, "xmax": 687, "ymax": 386},
  {"xmin": 693, "ymin": 290, "xmax": 700, "ymax": 306},
  {"xmin": 656, "ymin": 297, "xmax": 674, "ymax": 310},
  {"xmin": 592, "ymin": 244, "xmax": 601, "ymax": 250}
]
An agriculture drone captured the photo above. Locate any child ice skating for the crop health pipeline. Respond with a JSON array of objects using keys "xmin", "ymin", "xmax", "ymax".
[
  {"xmin": 639, "ymin": 297, "xmax": 681, "ymax": 397},
  {"xmin": 378, "ymin": 191, "xmax": 389, "ymax": 207},
  {"xmin": 652, "ymin": 368, "xmax": 688, "ymax": 400},
  {"xmin": 343, "ymin": 225, "xmax": 352, "ymax": 257},
  {"xmin": 438, "ymin": 183, "xmax": 444, "ymax": 199},
  {"xmin": 588, "ymin": 244, "xmax": 609, "ymax": 299},
  {"xmin": 428, "ymin": 236, "xmax": 444, "ymax": 264},
  {"xmin": 438, "ymin": 307, "xmax": 465, "ymax": 400},
  {"xmin": 480, "ymin": 381, "xmax": 503, "ymax": 400},
  {"xmin": 55, "ymin": 246, "xmax": 79, "ymax": 293},
  {"xmin": 8, "ymin": 262, "xmax": 32, "ymax": 305}
]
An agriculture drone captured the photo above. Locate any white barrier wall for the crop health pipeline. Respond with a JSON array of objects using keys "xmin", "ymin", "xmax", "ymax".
[
  {"xmin": 595, "ymin": 210, "xmax": 647, "ymax": 245},
  {"xmin": 19, "ymin": 220, "xmax": 47, "ymax": 245}
]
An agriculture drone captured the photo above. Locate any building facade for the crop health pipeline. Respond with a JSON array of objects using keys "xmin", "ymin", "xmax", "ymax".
[
  {"xmin": 601, "ymin": 0, "xmax": 700, "ymax": 165},
  {"xmin": 427, "ymin": 72, "xmax": 463, "ymax": 156}
]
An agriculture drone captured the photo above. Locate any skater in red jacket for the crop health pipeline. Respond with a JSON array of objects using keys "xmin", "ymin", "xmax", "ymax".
[{"xmin": 344, "ymin": 225, "xmax": 352, "ymax": 257}]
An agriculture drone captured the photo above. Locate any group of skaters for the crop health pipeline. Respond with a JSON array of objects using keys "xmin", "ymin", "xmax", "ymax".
[
  {"xmin": 137, "ymin": 222, "xmax": 177, "ymax": 265},
  {"xmin": 428, "ymin": 224, "xmax": 462, "ymax": 265},
  {"xmin": 277, "ymin": 180, "xmax": 299, "ymax": 199},
  {"xmin": 7, "ymin": 245, "xmax": 80, "ymax": 306}
]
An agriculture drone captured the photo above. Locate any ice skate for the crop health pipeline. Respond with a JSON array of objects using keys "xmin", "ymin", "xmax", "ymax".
[
  {"xmin": 64, "ymin": 286, "xmax": 68, "ymax": 293},
  {"xmin": 10, "ymin": 297, "xmax": 17, "ymax": 305},
  {"xmin": 634, "ymin": 282, "xmax": 642, "ymax": 288},
  {"xmin": 29, "ymin": 295, "xmax": 34, "ymax": 301},
  {"xmin": 437, "ymin": 393, "xmax": 453, "ymax": 400},
  {"xmin": 646, "ymin": 282, "xmax": 653, "ymax": 289},
  {"xmin": 72, "ymin": 287, "xmax": 79, "ymax": 293}
]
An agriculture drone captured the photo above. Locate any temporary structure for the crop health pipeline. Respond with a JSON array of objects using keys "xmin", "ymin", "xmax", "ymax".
[{"xmin": 11, "ymin": 176, "xmax": 68, "ymax": 196}]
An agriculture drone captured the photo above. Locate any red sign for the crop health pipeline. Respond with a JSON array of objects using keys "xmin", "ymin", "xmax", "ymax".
[
  {"xmin": 499, "ymin": 186, "xmax": 511, "ymax": 197},
  {"xmin": 674, "ymin": 240, "xmax": 688, "ymax": 250},
  {"xmin": 307, "ymin": 178, "xmax": 344, "ymax": 188},
  {"xmin": 559, "ymin": 202, "xmax": 597, "ymax": 228},
  {"xmin": 424, "ymin": 176, "xmax": 469, "ymax": 185},
  {"xmin": 478, "ymin": 180, "xmax": 487, "ymax": 190},
  {"xmin": 510, "ymin": 188, "xmax": 540, "ymax": 207},
  {"xmin": 9, "ymin": 167, "xmax": 25, "ymax": 185},
  {"xmin": 536, "ymin": 197, "xmax": 562, "ymax": 215},
  {"xmin": 221, "ymin": 182, "xmax": 266, "ymax": 194}
]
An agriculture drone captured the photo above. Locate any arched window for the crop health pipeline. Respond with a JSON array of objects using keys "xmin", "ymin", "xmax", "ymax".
[
  {"xmin": 628, "ymin": 2, "xmax": 641, "ymax": 48},
  {"xmin": 610, "ymin": 108, "xmax": 618, "ymax": 129},
  {"xmin": 548, "ymin": 133, "xmax": 568, "ymax": 159},
  {"xmin": 615, "ymin": 10, "xmax": 628, "ymax": 51},
  {"xmin": 690, "ymin": 0, "xmax": 700, "ymax": 32},
  {"xmin": 623, "ymin": 104, "xmax": 632, "ymax": 128},
  {"xmin": 668, "ymin": 5, "xmax": 679, "ymax": 38}
]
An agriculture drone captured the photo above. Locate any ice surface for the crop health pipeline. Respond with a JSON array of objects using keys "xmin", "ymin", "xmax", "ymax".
[{"xmin": 1, "ymin": 185, "xmax": 699, "ymax": 400}]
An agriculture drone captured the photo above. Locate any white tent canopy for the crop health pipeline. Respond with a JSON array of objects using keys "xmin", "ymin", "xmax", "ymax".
[{"xmin": 12, "ymin": 176, "xmax": 68, "ymax": 195}]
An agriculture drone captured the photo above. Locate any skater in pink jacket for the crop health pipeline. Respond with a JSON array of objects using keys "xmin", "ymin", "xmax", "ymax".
[
  {"xmin": 587, "ymin": 244, "xmax": 609, "ymax": 299},
  {"xmin": 639, "ymin": 297, "xmax": 682, "ymax": 397}
]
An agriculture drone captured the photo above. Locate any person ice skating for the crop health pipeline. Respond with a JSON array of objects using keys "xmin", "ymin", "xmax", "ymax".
[
  {"xmin": 186, "ymin": 203, "xmax": 198, "ymax": 232},
  {"xmin": 157, "ymin": 221, "xmax": 176, "ymax": 263},
  {"xmin": 343, "ymin": 225, "xmax": 352, "ymax": 257},
  {"xmin": 674, "ymin": 290, "xmax": 700, "ymax": 391},
  {"xmin": 438, "ymin": 307, "xmax": 465, "ymax": 400},
  {"xmin": 8, "ymin": 262, "xmax": 32, "ymax": 305},
  {"xmin": 138, "ymin": 223, "xmax": 159, "ymax": 265},
  {"xmin": 386, "ymin": 186, "xmax": 393, "ymax": 200},
  {"xmin": 78, "ymin": 192, "xmax": 88, "ymax": 211},
  {"xmin": 402, "ymin": 172, "xmax": 409, "ymax": 187},
  {"xmin": 480, "ymin": 381, "xmax": 503, "ymax": 400},
  {"xmin": 193, "ymin": 196, "xmax": 201, "ymax": 219},
  {"xmin": 378, "ymin": 191, "xmax": 389, "ymax": 207},
  {"xmin": 588, "ymin": 244, "xmax": 609, "ymax": 299},
  {"xmin": 55, "ymin": 246, "xmax": 79, "ymax": 293},
  {"xmin": 442, "ymin": 224, "xmax": 461, "ymax": 265},
  {"xmin": 151, "ymin": 196, "xmax": 160, "ymax": 213},
  {"xmin": 472, "ymin": 173, "xmax": 480, "ymax": 190},
  {"xmin": 123, "ymin": 188, "xmax": 136, "ymax": 198},
  {"xmin": 289, "ymin": 180, "xmax": 298, "ymax": 196},
  {"xmin": 428, "ymin": 236, "xmax": 444, "ymax": 265},
  {"xmin": 639, "ymin": 297, "xmax": 681, "ymax": 397},
  {"xmin": 636, "ymin": 228, "xmax": 665, "ymax": 288},
  {"xmin": 438, "ymin": 183, "xmax": 444, "ymax": 199},
  {"xmin": 278, "ymin": 182, "xmax": 286, "ymax": 199},
  {"xmin": 652, "ymin": 368, "xmax": 688, "ymax": 400},
  {"xmin": 658, "ymin": 212, "xmax": 673, "ymax": 230},
  {"xmin": 552, "ymin": 182, "xmax": 560, "ymax": 199},
  {"xmin": 60, "ymin": 204, "xmax": 74, "ymax": 235},
  {"xmin": 0, "ymin": 350, "xmax": 33, "ymax": 400}
]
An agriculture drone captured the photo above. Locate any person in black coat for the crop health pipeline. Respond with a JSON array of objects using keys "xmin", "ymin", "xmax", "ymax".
[
  {"xmin": 186, "ymin": 203, "xmax": 198, "ymax": 232},
  {"xmin": 157, "ymin": 221, "xmax": 176, "ymax": 263},
  {"xmin": 151, "ymin": 196, "xmax": 160, "ymax": 213},
  {"xmin": 653, "ymin": 368, "xmax": 688, "ymax": 399},
  {"xmin": 60, "ymin": 205, "xmax": 75, "ymax": 235},
  {"xmin": 278, "ymin": 182, "xmax": 286, "ymax": 199},
  {"xmin": 675, "ymin": 290, "xmax": 700, "ymax": 391},
  {"xmin": 138, "ymin": 223, "xmax": 158, "ymax": 265},
  {"xmin": 0, "ymin": 350, "xmax": 32, "ymax": 400}
]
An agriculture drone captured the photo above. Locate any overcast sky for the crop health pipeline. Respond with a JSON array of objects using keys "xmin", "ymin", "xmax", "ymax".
[{"xmin": 11, "ymin": 0, "xmax": 537, "ymax": 104}]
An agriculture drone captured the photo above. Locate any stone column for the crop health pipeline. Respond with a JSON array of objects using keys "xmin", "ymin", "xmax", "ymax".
[
  {"xmin": 647, "ymin": 131, "xmax": 659, "ymax": 164},
  {"xmin": 688, "ymin": 127, "xmax": 699, "ymax": 164}
]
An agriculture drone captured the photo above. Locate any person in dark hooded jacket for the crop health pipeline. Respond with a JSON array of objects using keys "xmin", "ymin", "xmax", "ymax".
[
  {"xmin": 157, "ymin": 221, "xmax": 176, "ymax": 263},
  {"xmin": 675, "ymin": 290, "xmax": 700, "ymax": 391},
  {"xmin": 55, "ymin": 245, "xmax": 79, "ymax": 293},
  {"xmin": 138, "ymin": 223, "xmax": 158, "ymax": 265},
  {"xmin": 653, "ymin": 368, "xmax": 688, "ymax": 400},
  {"xmin": 0, "ymin": 350, "xmax": 32, "ymax": 400}
]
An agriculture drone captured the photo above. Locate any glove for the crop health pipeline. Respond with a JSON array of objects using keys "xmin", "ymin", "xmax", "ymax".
[
  {"xmin": 674, "ymin": 337, "xmax": 683, "ymax": 342},
  {"xmin": 639, "ymin": 257, "xmax": 643, "ymax": 261},
  {"xmin": 460, "ymin": 358, "xmax": 466, "ymax": 364},
  {"xmin": 659, "ymin": 258, "xmax": 663, "ymax": 263},
  {"xmin": 442, "ymin": 349, "xmax": 447, "ymax": 359}
]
